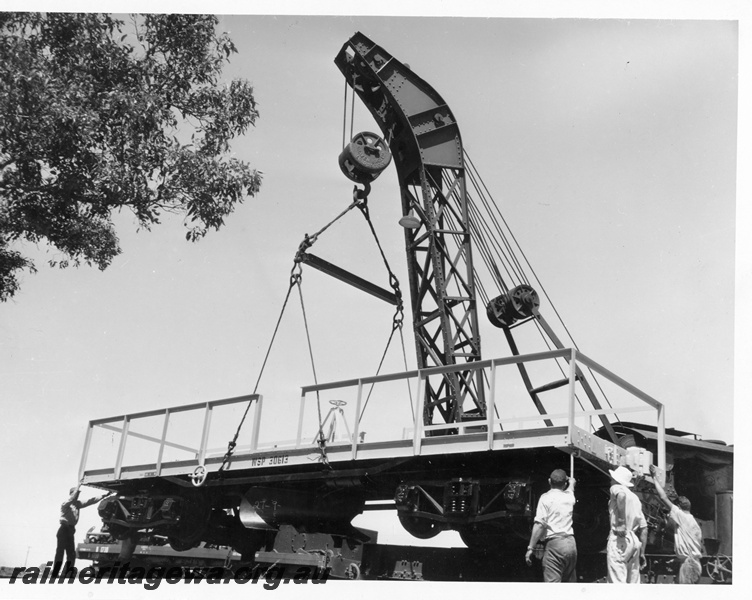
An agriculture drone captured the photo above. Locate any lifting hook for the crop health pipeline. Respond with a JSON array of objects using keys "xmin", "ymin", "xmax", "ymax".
[{"xmin": 353, "ymin": 182, "xmax": 371, "ymax": 202}]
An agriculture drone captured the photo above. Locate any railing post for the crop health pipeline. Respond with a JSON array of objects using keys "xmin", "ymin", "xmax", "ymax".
[
  {"xmin": 77, "ymin": 422, "xmax": 94, "ymax": 482},
  {"xmin": 114, "ymin": 416, "xmax": 130, "ymax": 480},
  {"xmin": 487, "ymin": 361, "xmax": 496, "ymax": 449},
  {"xmin": 657, "ymin": 402, "xmax": 666, "ymax": 476},
  {"xmin": 156, "ymin": 409, "xmax": 171, "ymax": 476},
  {"xmin": 197, "ymin": 402, "xmax": 213, "ymax": 466},
  {"xmin": 568, "ymin": 348, "xmax": 577, "ymax": 440},
  {"xmin": 296, "ymin": 392, "xmax": 306, "ymax": 449},
  {"xmin": 352, "ymin": 379, "xmax": 364, "ymax": 460},
  {"xmin": 413, "ymin": 372, "xmax": 424, "ymax": 455},
  {"xmin": 250, "ymin": 395, "xmax": 263, "ymax": 452}
]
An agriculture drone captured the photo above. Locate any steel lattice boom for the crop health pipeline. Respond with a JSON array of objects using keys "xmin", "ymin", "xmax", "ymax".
[{"xmin": 334, "ymin": 33, "xmax": 485, "ymax": 426}]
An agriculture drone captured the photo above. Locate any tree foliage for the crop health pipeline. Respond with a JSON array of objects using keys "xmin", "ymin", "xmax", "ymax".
[{"xmin": 0, "ymin": 13, "xmax": 262, "ymax": 300}]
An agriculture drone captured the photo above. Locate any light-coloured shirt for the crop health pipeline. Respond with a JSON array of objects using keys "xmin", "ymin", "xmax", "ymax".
[
  {"xmin": 608, "ymin": 484, "xmax": 647, "ymax": 533},
  {"xmin": 534, "ymin": 488, "xmax": 575, "ymax": 539},
  {"xmin": 668, "ymin": 505, "xmax": 704, "ymax": 559}
]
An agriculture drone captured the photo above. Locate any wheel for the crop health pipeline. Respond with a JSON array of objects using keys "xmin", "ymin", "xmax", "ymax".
[
  {"xmin": 191, "ymin": 465, "xmax": 207, "ymax": 487},
  {"xmin": 459, "ymin": 518, "xmax": 531, "ymax": 554},
  {"xmin": 572, "ymin": 487, "xmax": 610, "ymax": 553},
  {"xmin": 168, "ymin": 536, "xmax": 201, "ymax": 552},
  {"xmin": 707, "ymin": 555, "xmax": 732, "ymax": 583},
  {"xmin": 344, "ymin": 562, "xmax": 361, "ymax": 580},
  {"xmin": 398, "ymin": 514, "xmax": 443, "ymax": 539},
  {"xmin": 118, "ymin": 530, "xmax": 140, "ymax": 561},
  {"xmin": 105, "ymin": 523, "xmax": 128, "ymax": 541},
  {"xmin": 460, "ymin": 528, "xmax": 503, "ymax": 550},
  {"xmin": 459, "ymin": 526, "xmax": 525, "ymax": 552}
]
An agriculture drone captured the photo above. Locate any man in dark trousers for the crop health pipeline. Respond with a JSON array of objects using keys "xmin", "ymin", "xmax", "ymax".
[
  {"xmin": 52, "ymin": 482, "xmax": 111, "ymax": 577},
  {"xmin": 525, "ymin": 469, "xmax": 578, "ymax": 582}
]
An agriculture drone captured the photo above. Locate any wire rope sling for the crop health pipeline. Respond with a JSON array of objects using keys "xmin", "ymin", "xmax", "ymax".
[{"xmin": 216, "ymin": 115, "xmax": 407, "ymax": 476}]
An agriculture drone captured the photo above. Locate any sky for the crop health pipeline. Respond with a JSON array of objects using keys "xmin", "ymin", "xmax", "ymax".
[{"xmin": 0, "ymin": 0, "xmax": 748, "ymax": 585}]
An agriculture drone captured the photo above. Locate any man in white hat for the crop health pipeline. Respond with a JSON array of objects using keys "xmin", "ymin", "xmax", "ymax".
[{"xmin": 606, "ymin": 465, "xmax": 648, "ymax": 583}]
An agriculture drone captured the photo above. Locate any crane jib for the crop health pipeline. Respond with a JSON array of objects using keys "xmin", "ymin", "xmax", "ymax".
[{"xmin": 335, "ymin": 32, "xmax": 484, "ymax": 427}]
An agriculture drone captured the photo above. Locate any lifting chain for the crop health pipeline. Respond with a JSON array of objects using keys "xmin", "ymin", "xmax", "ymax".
[
  {"xmin": 294, "ymin": 270, "xmax": 331, "ymax": 469},
  {"xmin": 355, "ymin": 189, "xmax": 404, "ymax": 312},
  {"xmin": 220, "ymin": 181, "xmax": 398, "ymax": 472},
  {"xmin": 390, "ymin": 275, "xmax": 404, "ymax": 329},
  {"xmin": 218, "ymin": 259, "xmax": 304, "ymax": 473},
  {"xmin": 346, "ymin": 184, "xmax": 413, "ymax": 423}
]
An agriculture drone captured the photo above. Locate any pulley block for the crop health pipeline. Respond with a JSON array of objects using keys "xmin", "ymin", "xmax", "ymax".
[
  {"xmin": 486, "ymin": 284, "xmax": 540, "ymax": 328},
  {"xmin": 338, "ymin": 131, "xmax": 392, "ymax": 183}
]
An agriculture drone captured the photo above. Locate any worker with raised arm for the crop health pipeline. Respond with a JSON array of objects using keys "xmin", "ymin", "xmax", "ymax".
[
  {"xmin": 52, "ymin": 481, "xmax": 112, "ymax": 577},
  {"xmin": 525, "ymin": 469, "xmax": 578, "ymax": 582},
  {"xmin": 606, "ymin": 466, "xmax": 648, "ymax": 583},
  {"xmin": 649, "ymin": 464, "xmax": 704, "ymax": 584}
]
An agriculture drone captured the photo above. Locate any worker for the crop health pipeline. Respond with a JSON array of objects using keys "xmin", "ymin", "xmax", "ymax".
[
  {"xmin": 606, "ymin": 465, "xmax": 648, "ymax": 583},
  {"xmin": 524, "ymin": 469, "xmax": 578, "ymax": 582},
  {"xmin": 52, "ymin": 482, "xmax": 111, "ymax": 577},
  {"xmin": 649, "ymin": 464, "xmax": 704, "ymax": 584}
]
